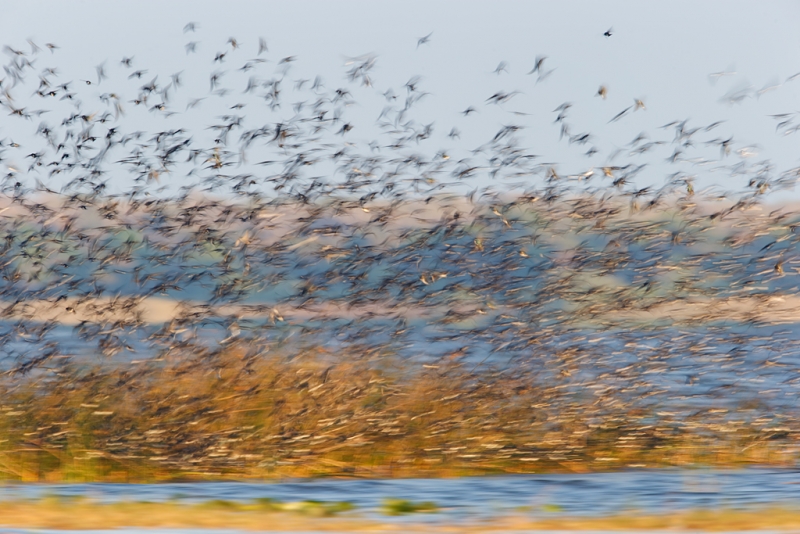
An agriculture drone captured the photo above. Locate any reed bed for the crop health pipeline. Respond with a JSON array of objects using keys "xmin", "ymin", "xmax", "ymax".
[{"xmin": 0, "ymin": 342, "xmax": 797, "ymax": 482}]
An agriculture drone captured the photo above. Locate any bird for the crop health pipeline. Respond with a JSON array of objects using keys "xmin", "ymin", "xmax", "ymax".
[
  {"xmin": 417, "ymin": 32, "xmax": 433, "ymax": 48},
  {"xmin": 609, "ymin": 106, "xmax": 631, "ymax": 123},
  {"xmin": 527, "ymin": 55, "xmax": 547, "ymax": 75},
  {"xmin": 493, "ymin": 61, "xmax": 509, "ymax": 75}
]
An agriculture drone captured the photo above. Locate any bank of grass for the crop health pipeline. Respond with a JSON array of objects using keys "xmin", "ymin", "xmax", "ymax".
[
  {"xmin": 0, "ymin": 498, "xmax": 800, "ymax": 531},
  {"xmin": 495, "ymin": 508, "xmax": 800, "ymax": 531},
  {"xmin": 0, "ymin": 498, "xmax": 369, "ymax": 531},
  {"xmin": 0, "ymin": 342, "xmax": 797, "ymax": 482}
]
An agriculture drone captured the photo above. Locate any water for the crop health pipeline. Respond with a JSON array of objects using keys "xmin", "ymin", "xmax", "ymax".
[{"xmin": 4, "ymin": 469, "xmax": 800, "ymax": 520}]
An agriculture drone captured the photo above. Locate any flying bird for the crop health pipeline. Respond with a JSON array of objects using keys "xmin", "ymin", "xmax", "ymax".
[
  {"xmin": 527, "ymin": 55, "xmax": 547, "ymax": 75},
  {"xmin": 609, "ymin": 106, "xmax": 632, "ymax": 123},
  {"xmin": 417, "ymin": 32, "xmax": 433, "ymax": 48}
]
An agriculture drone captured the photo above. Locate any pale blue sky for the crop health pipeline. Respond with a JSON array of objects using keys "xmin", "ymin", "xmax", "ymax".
[{"xmin": 1, "ymin": 0, "xmax": 799, "ymax": 196}]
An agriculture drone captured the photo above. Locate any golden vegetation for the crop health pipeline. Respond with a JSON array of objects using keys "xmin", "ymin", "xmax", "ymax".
[
  {"xmin": 0, "ymin": 342, "xmax": 797, "ymax": 482},
  {"xmin": 0, "ymin": 498, "xmax": 370, "ymax": 532},
  {"xmin": 1, "ymin": 498, "xmax": 800, "ymax": 531}
]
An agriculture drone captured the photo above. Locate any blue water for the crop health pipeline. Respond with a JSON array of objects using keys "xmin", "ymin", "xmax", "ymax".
[{"xmin": 5, "ymin": 469, "xmax": 800, "ymax": 520}]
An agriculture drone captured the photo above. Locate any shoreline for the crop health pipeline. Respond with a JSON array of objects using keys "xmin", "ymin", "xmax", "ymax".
[{"xmin": 0, "ymin": 499, "xmax": 800, "ymax": 532}]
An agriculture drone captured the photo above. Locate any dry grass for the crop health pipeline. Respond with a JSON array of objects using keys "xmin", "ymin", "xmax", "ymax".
[
  {"xmin": 0, "ymin": 499, "xmax": 372, "ymax": 532},
  {"xmin": 0, "ymin": 499, "xmax": 799, "ymax": 531},
  {"xmin": 488, "ymin": 508, "xmax": 800, "ymax": 531}
]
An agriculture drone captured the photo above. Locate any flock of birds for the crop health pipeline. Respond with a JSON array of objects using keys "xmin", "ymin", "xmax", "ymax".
[{"xmin": 0, "ymin": 24, "xmax": 798, "ymax": 445}]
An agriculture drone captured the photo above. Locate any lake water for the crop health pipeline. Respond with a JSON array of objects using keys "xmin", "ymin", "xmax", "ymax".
[{"xmin": 4, "ymin": 469, "xmax": 800, "ymax": 520}]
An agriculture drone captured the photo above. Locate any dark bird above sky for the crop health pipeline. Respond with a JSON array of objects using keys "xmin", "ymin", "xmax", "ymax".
[{"xmin": 417, "ymin": 32, "xmax": 433, "ymax": 48}]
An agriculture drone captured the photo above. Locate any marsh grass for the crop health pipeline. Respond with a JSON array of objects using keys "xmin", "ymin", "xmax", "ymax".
[
  {"xmin": 192, "ymin": 498, "xmax": 354, "ymax": 516},
  {"xmin": 0, "ymin": 498, "xmax": 366, "ymax": 531},
  {"xmin": 0, "ymin": 499, "xmax": 800, "ymax": 531},
  {"xmin": 381, "ymin": 498, "xmax": 439, "ymax": 515},
  {"xmin": 501, "ymin": 507, "xmax": 800, "ymax": 531},
  {"xmin": 0, "ymin": 342, "xmax": 797, "ymax": 482}
]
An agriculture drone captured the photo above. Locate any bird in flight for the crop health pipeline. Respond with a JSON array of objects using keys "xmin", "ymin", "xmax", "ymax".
[
  {"xmin": 493, "ymin": 61, "xmax": 509, "ymax": 75},
  {"xmin": 527, "ymin": 55, "xmax": 547, "ymax": 75},
  {"xmin": 417, "ymin": 32, "xmax": 433, "ymax": 48},
  {"xmin": 609, "ymin": 106, "xmax": 631, "ymax": 123},
  {"xmin": 604, "ymin": 27, "xmax": 613, "ymax": 37}
]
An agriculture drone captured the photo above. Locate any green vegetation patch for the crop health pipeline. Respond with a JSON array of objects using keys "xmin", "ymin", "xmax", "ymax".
[{"xmin": 381, "ymin": 498, "xmax": 439, "ymax": 515}]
